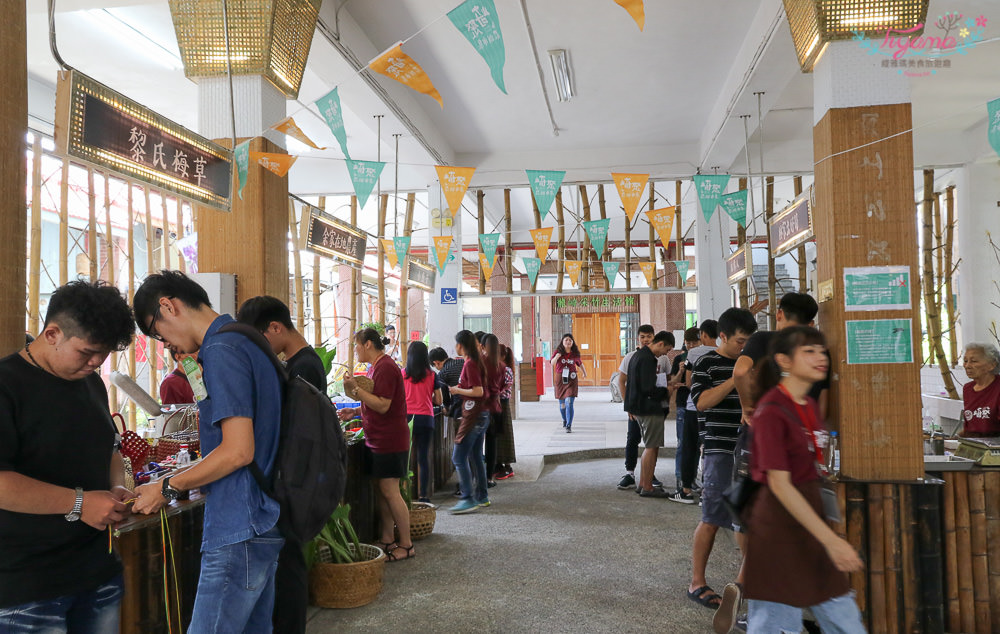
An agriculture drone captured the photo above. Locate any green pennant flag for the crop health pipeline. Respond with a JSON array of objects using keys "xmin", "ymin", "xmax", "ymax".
[
  {"xmin": 989, "ymin": 97, "xmax": 1000, "ymax": 158},
  {"xmin": 346, "ymin": 159, "xmax": 386, "ymax": 208},
  {"xmin": 393, "ymin": 236, "xmax": 411, "ymax": 266},
  {"xmin": 234, "ymin": 140, "xmax": 250, "ymax": 200},
  {"xmin": 523, "ymin": 257, "xmax": 541, "ymax": 286},
  {"xmin": 602, "ymin": 261, "xmax": 620, "ymax": 288},
  {"xmin": 583, "ymin": 218, "xmax": 611, "ymax": 256},
  {"xmin": 719, "ymin": 189, "xmax": 748, "ymax": 227},
  {"xmin": 673, "ymin": 260, "xmax": 690, "ymax": 285},
  {"xmin": 693, "ymin": 174, "xmax": 731, "ymax": 222},
  {"xmin": 448, "ymin": 0, "xmax": 507, "ymax": 94},
  {"xmin": 526, "ymin": 170, "xmax": 565, "ymax": 221},
  {"xmin": 479, "ymin": 233, "xmax": 501, "ymax": 267},
  {"xmin": 315, "ymin": 87, "xmax": 351, "ymax": 159}
]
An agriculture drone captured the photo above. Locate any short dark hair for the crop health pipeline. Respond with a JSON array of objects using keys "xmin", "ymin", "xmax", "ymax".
[
  {"xmin": 638, "ymin": 324, "xmax": 655, "ymax": 335},
  {"xmin": 237, "ymin": 295, "xmax": 294, "ymax": 332},
  {"xmin": 699, "ymin": 319, "xmax": 719, "ymax": 340},
  {"xmin": 386, "ymin": 325, "xmax": 396, "ymax": 331},
  {"xmin": 45, "ymin": 280, "xmax": 134, "ymax": 351},
  {"xmin": 653, "ymin": 331, "xmax": 675, "ymax": 346},
  {"xmin": 717, "ymin": 308, "xmax": 758, "ymax": 338},
  {"xmin": 684, "ymin": 326, "xmax": 700, "ymax": 343},
  {"xmin": 778, "ymin": 292, "xmax": 819, "ymax": 325},
  {"xmin": 134, "ymin": 270, "xmax": 212, "ymax": 336},
  {"xmin": 429, "ymin": 347, "xmax": 449, "ymax": 363}
]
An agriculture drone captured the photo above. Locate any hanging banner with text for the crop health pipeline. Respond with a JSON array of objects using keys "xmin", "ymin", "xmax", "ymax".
[
  {"xmin": 479, "ymin": 252, "xmax": 496, "ymax": 280},
  {"xmin": 583, "ymin": 218, "xmax": 611, "ymax": 256},
  {"xmin": 554, "ymin": 294, "xmax": 639, "ymax": 314},
  {"xmin": 565, "ymin": 259, "xmax": 582, "ymax": 286},
  {"xmin": 603, "ymin": 261, "xmax": 621, "ymax": 288},
  {"xmin": 346, "ymin": 159, "xmax": 386, "ymax": 208},
  {"xmin": 612, "ymin": 172, "xmax": 649, "ymax": 222},
  {"xmin": 435, "ymin": 165, "xmax": 475, "ymax": 217},
  {"xmin": 448, "ymin": 0, "xmax": 507, "ymax": 94},
  {"xmin": 393, "ymin": 236, "xmax": 411, "ymax": 268},
  {"xmin": 526, "ymin": 170, "xmax": 565, "ymax": 221},
  {"xmin": 523, "ymin": 257, "xmax": 541, "ymax": 286},
  {"xmin": 989, "ymin": 97, "xmax": 1000, "ymax": 158},
  {"xmin": 719, "ymin": 189, "xmax": 748, "ymax": 227},
  {"xmin": 639, "ymin": 260, "xmax": 656, "ymax": 287},
  {"xmin": 672, "ymin": 260, "xmax": 690, "ymax": 286},
  {"xmin": 614, "ymin": 0, "xmax": 645, "ymax": 30},
  {"xmin": 249, "ymin": 151, "xmax": 297, "ymax": 178},
  {"xmin": 432, "ymin": 235, "xmax": 453, "ymax": 273},
  {"xmin": 479, "ymin": 232, "xmax": 501, "ymax": 267},
  {"xmin": 382, "ymin": 238, "xmax": 398, "ymax": 269},
  {"xmin": 369, "ymin": 42, "xmax": 444, "ymax": 108},
  {"xmin": 645, "ymin": 206, "xmax": 676, "ymax": 248},
  {"xmin": 693, "ymin": 174, "xmax": 731, "ymax": 222},
  {"xmin": 314, "ymin": 87, "xmax": 351, "ymax": 159},
  {"xmin": 272, "ymin": 116, "xmax": 325, "ymax": 150},
  {"xmin": 530, "ymin": 227, "xmax": 553, "ymax": 262},
  {"xmin": 234, "ymin": 141, "xmax": 250, "ymax": 200}
]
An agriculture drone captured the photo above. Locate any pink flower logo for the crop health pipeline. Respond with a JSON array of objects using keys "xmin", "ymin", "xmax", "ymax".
[{"xmin": 976, "ymin": 15, "xmax": 988, "ymax": 27}]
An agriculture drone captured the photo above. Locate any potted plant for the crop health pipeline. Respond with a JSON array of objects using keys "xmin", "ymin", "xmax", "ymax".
[{"xmin": 307, "ymin": 504, "xmax": 386, "ymax": 609}]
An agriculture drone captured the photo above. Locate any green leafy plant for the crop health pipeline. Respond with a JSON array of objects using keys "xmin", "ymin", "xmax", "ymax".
[
  {"xmin": 359, "ymin": 322, "xmax": 386, "ymax": 336},
  {"xmin": 314, "ymin": 345, "xmax": 337, "ymax": 377},
  {"xmin": 310, "ymin": 503, "xmax": 365, "ymax": 565},
  {"xmin": 400, "ymin": 417, "xmax": 415, "ymax": 509}
]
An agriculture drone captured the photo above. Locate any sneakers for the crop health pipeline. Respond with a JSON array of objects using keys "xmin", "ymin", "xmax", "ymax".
[
  {"xmin": 449, "ymin": 499, "xmax": 479, "ymax": 514},
  {"xmin": 565, "ymin": 426, "xmax": 572, "ymax": 433},
  {"xmin": 487, "ymin": 480, "xmax": 497, "ymax": 488},
  {"xmin": 651, "ymin": 476, "xmax": 663, "ymax": 488},
  {"xmin": 713, "ymin": 583, "xmax": 743, "ymax": 634},
  {"xmin": 495, "ymin": 467, "xmax": 514, "ymax": 480},
  {"xmin": 617, "ymin": 474, "xmax": 636, "ymax": 489},
  {"xmin": 476, "ymin": 498, "xmax": 491, "ymax": 508},
  {"xmin": 638, "ymin": 487, "xmax": 671, "ymax": 498},
  {"xmin": 669, "ymin": 490, "xmax": 696, "ymax": 504}
]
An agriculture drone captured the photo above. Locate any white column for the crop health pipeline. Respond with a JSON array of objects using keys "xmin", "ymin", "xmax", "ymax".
[
  {"xmin": 956, "ymin": 161, "xmax": 1000, "ymax": 346},
  {"xmin": 426, "ymin": 183, "xmax": 464, "ymax": 354},
  {"xmin": 695, "ymin": 207, "xmax": 732, "ymax": 321},
  {"xmin": 197, "ymin": 76, "xmax": 287, "ymax": 147}
]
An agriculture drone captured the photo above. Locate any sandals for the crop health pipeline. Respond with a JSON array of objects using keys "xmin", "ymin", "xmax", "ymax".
[
  {"xmin": 687, "ymin": 585, "xmax": 723, "ymax": 609},
  {"xmin": 374, "ymin": 541, "xmax": 396, "ymax": 554},
  {"xmin": 385, "ymin": 544, "xmax": 416, "ymax": 562}
]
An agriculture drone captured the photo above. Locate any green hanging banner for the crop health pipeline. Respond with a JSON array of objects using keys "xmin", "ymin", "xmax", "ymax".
[
  {"xmin": 524, "ymin": 257, "xmax": 541, "ymax": 286},
  {"xmin": 672, "ymin": 260, "xmax": 690, "ymax": 283},
  {"xmin": 393, "ymin": 236, "xmax": 411, "ymax": 266},
  {"xmin": 583, "ymin": 218, "xmax": 611, "ymax": 256},
  {"xmin": 602, "ymin": 261, "xmax": 620, "ymax": 288},
  {"xmin": 989, "ymin": 97, "xmax": 1000, "ymax": 158},
  {"xmin": 526, "ymin": 170, "xmax": 565, "ymax": 221},
  {"xmin": 346, "ymin": 159, "xmax": 386, "ymax": 208},
  {"xmin": 315, "ymin": 87, "xmax": 351, "ymax": 159},
  {"xmin": 234, "ymin": 140, "xmax": 250, "ymax": 200},
  {"xmin": 719, "ymin": 189, "xmax": 748, "ymax": 227},
  {"xmin": 479, "ymin": 232, "xmax": 501, "ymax": 267},
  {"xmin": 693, "ymin": 174, "xmax": 731, "ymax": 222},
  {"xmin": 448, "ymin": 0, "xmax": 507, "ymax": 94}
]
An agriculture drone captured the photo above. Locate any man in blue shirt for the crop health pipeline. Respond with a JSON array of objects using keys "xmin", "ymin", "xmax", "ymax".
[{"xmin": 132, "ymin": 271, "xmax": 283, "ymax": 633}]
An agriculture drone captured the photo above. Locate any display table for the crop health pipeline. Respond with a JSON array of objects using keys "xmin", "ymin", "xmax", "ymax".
[
  {"xmin": 405, "ymin": 409, "xmax": 455, "ymax": 498},
  {"xmin": 343, "ymin": 439, "xmax": 376, "ymax": 542}
]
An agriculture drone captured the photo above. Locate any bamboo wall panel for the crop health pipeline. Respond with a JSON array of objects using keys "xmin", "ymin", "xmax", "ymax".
[
  {"xmin": 985, "ymin": 472, "xmax": 1000, "ymax": 630},
  {"xmin": 28, "ymin": 139, "xmax": 42, "ymax": 336},
  {"xmin": 968, "ymin": 472, "xmax": 991, "ymax": 632},
  {"xmin": 943, "ymin": 473, "xmax": 960, "ymax": 629},
  {"xmin": 955, "ymin": 472, "xmax": 974, "ymax": 633}
]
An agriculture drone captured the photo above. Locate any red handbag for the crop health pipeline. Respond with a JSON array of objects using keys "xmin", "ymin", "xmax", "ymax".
[{"xmin": 113, "ymin": 413, "xmax": 150, "ymax": 470}]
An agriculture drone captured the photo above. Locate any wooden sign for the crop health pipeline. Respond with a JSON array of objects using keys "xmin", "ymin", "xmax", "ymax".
[
  {"xmin": 726, "ymin": 245, "xmax": 750, "ymax": 284},
  {"xmin": 305, "ymin": 209, "xmax": 368, "ymax": 267},
  {"xmin": 770, "ymin": 187, "xmax": 814, "ymax": 256},
  {"xmin": 406, "ymin": 259, "xmax": 436, "ymax": 292},
  {"xmin": 55, "ymin": 70, "xmax": 232, "ymax": 210},
  {"xmin": 553, "ymin": 294, "xmax": 638, "ymax": 314}
]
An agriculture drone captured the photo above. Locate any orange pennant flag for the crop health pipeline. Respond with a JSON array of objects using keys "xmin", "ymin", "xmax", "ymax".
[
  {"xmin": 646, "ymin": 206, "xmax": 676, "ymax": 248},
  {"xmin": 612, "ymin": 172, "xmax": 649, "ymax": 222},
  {"xmin": 249, "ymin": 151, "xmax": 297, "ymax": 177},
  {"xmin": 369, "ymin": 43, "xmax": 444, "ymax": 108},
  {"xmin": 381, "ymin": 238, "xmax": 398, "ymax": 269},
  {"xmin": 479, "ymin": 252, "xmax": 495, "ymax": 280},
  {"xmin": 432, "ymin": 235, "xmax": 453, "ymax": 270},
  {"xmin": 565, "ymin": 259, "xmax": 582, "ymax": 287},
  {"xmin": 530, "ymin": 227, "xmax": 553, "ymax": 263},
  {"xmin": 272, "ymin": 117, "xmax": 326, "ymax": 150},
  {"xmin": 435, "ymin": 166, "xmax": 476, "ymax": 217},
  {"xmin": 639, "ymin": 261, "xmax": 657, "ymax": 287},
  {"xmin": 614, "ymin": 0, "xmax": 645, "ymax": 31}
]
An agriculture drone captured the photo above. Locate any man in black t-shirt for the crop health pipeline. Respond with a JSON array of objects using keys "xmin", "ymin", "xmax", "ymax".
[{"xmin": 0, "ymin": 281, "xmax": 135, "ymax": 630}]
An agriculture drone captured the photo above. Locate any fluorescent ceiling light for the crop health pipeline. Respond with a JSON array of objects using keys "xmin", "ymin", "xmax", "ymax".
[
  {"xmin": 840, "ymin": 13, "xmax": 899, "ymax": 26},
  {"xmin": 547, "ymin": 49, "xmax": 574, "ymax": 102}
]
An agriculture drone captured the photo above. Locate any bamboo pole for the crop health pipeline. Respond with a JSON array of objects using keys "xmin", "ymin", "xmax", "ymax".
[
  {"xmin": 504, "ymin": 188, "xmax": 513, "ymax": 294},
  {"xmin": 737, "ymin": 177, "xmax": 749, "ymax": 309},
  {"xmin": 898, "ymin": 486, "xmax": 918, "ymax": 633},
  {"xmin": 580, "ymin": 185, "xmax": 592, "ymax": 292},
  {"xmin": 28, "ymin": 138, "xmax": 42, "ymax": 336},
  {"xmin": 87, "ymin": 168, "xmax": 98, "ymax": 282},
  {"xmin": 882, "ymin": 485, "xmax": 900, "ymax": 633},
  {"xmin": 915, "ymin": 482, "xmax": 945, "ymax": 633},
  {"xmin": 945, "ymin": 185, "xmax": 958, "ymax": 367},
  {"xmin": 846, "ymin": 484, "xmax": 868, "ymax": 621},
  {"xmin": 161, "ymin": 194, "xmax": 171, "ymax": 272},
  {"xmin": 175, "ymin": 198, "xmax": 185, "ymax": 274},
  {"xmin": 765, "ymin": 176, "xmax": 776, "ymax": 329},
  {"xmin": 127, "ymin": 184, "xmax": 136, "ymax": 430},
  {"xmin": 399, "ymin": 192, "xmax": 415, "ymax": 365},
  {"xmin": 969, "ymin": 472, "xmax": 991, "ymax": 633},
  {"xmin": 955, "ymin": 471, "xmax": 975, "ymax": 633},
  {"xmin": 793, "ymin": 176, "xmax": 806, "ymax": 292},
  {"xmin": 597, "ymin": 184, "xmax": 608, "ymax": 290},
  {"xmin": 934, "ymin": 191, "xmax": 944, "ymax": 322},
  {"xmin": 675, "ymin": 179, "xmax": 683, "ymax": 287},
  {"xmin": 647, "ymin": 182, "xmax": 656, "ymax": 291},
  {"xmin": 104, "ymin": 174, "xmax": 118, "ymax": 410},
  {"xmin": 984, "ymin": 472, "xmax": 1000, "ymax": 631},
  {"xmin": 348, "ymin": 196, "xmax": 358, "ymax": 371},
  {"xmin": 316, "ymin": 196, "xmax": 326, "ymax": 346},
  {"xmin": 290, "ymin": 200, "xmax": 304, "ymax": 332},
  {"xmin": 868, "ymin": 484, "xmax": 887, "ymax": 633},
  {"xmin": 477, "ymin": 190, "xmax": 486, "ymax": 295},
  {"xmin": 143, "ymin": 187, "xmax": 158, "ymax": 399},
  {"xmin": 530, "ymin": 192, "xmax": 541, "ymax": 294},
  {"xmin": 943, "ymin": 472, "xmax": 961, "ymax": 630},
  {"xmin": 377, "ymin": 193, "xmax": 388, "ymax": 320},
  {"xmin": 58, "ymin": 161, "xmax": 69, "ymax": 286},
  {"xmin": 555, "ymin": 189, "xmax": 565, "ymax": 293},
  {"xmin": 922, "ymin": 170, "xmax": 959, "ymax": 397}
]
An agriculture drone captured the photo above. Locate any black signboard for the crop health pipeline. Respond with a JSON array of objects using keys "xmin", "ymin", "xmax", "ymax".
[
  {"xmin": 770, "ymin": 189, "xmax": 814, "ymax": 256},
  {"xmin": 726, "ymin": 246, "xmax": 750, "ymax": 284},
  {"xmin": 406, "ymin": 259, "xmax": 436, "ymax": 292},
  {"xmin": 306, "ymin": 211, "xmax": 368, "ymax": 266},
  {"xmin": 57, "ymin": 70, "xmax": 232, "ymax": 210}
]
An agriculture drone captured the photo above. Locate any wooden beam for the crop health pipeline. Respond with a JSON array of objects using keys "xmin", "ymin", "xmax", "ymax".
[
  {"xmin": 175, "ymin": 196, "xmax": 185, "ymax": 274},
  {"xmin": 28, "ymin": 138, "xmax": 42, "ymax": 336},
  {"xmin": 922, "ymin": 170, "xmax": 958, "ymax": 398},
  {"xmin": 143, "ymin": 186, "xmax": 157, "ymax": 403},
  {"xmin": 648, "ymin": 182, "xmax": 657, "ymax": 291},
  {"xmin": 597, "ymin": 184, "xmax": 607, "ymax": 290},
  {"xmin": 793, "ymin": 176, "xmax": 806, "ymax": 292},
  {"xmin": 555, "ymin": 189, "xmax": 565, "ymax": 293},
  {"xmin": 675, "ymin": 179, "xmax": 683, "ymax": 288},
  {"xmin": 765, "ymin": 176, "xmax": 776, "ymax": 329},
  {"xmin": 87, "ymin": 168, "xmax": 98, "ymax": 282},
  {"xmin": 400, "ymin": 192, "xmax": 415, "ymax": 364},
  {"xmin": 504, "ymin": 188, "xmax": 513, "ymax": 294}
]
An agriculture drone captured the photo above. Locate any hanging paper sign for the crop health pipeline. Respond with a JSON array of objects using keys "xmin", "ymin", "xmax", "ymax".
[
  {"xmin": 272, "ymin": 116, "xmax": 326, "ymax": 150},
  {"xmin": 479, "ymin": 233, "xmax": 501, "ymax": 267},
  {"xmin": 393, "ymin": 236, "xmax": 411, "ymax": 267},
  {"xmin": 770, "ymin": 192, "xmax": 814, "ymax": 256},
  {"xmin": 988, "ymin": 97, "xmax": 1000, "ymax": 158},
  {"xmin": 639, "ymin": 261, "xmax": 656, "ymax": 287},
  {"xmin": 345, "ymin": 159, "xmax": 386, "ymax": 209},
  {"xmin": 479, "ymin": 252, "xmax": 496, "ymax": 280},
  {"xmin": 645, "ymin": 206, "xmax": 676, "ymax": 247},
  {"xmin": 234, "ymin": 140, "xmax": 250, "ymax": 200},
  {"xmin": 406, "ymin": 259, "xmax": 437, "ymax": 292},
  {"xmin": 672, "ymin": 260, "xmax": 690, "ymax": 286},
  {"xmin": 612, "ymin": 172, "xmax": 648, "ymax": 222},
  {"xmin": 530, "ymin": 227, "xmax": 553, "ymax": 262},
  {"xmin": 435, "ymin": 166, "xmax": 475, "ymax": 217},
  {"xmin": 726, "ymin": 246, "xmax": 750, "ymax": 284},
  {"xmin": 432, "ymin": 235, "xmax": 453, "ymax": 273},
  {"xmin": 447, "ymin": 0, "xmax": 507, "ymax": 94},
  {"xmin": 583, "ymin": 218, "xmax": 611, "ymax": 256},
  {"xmin": 382, "ymin": 238, "xmax": 398, "ymax": 269},
  {"xmin": 249, "ymin": 151, "xmax": 297, "ymax": 177},
  {"xmin": 603, "ymin": 261, "xmax": 621, "ymax": 288},
  {"xmin": 314, "ymin": 87, "xmax": 351, "ymax": 158},
  {"xmin": 693, "ymin": 174, "xmax": 731, "ymax": 222},
  {"xmin": 719, "ymin": 189, "xmax": 748, "ymax": 227},
  {"xmin": 369, "ymin": 42, "xmax": 444, "ymax": 108},
  {"xmin": 565, "ymin": 259, "xmax": 582, "ymax": 286},
  {"xmin": 614, "ymin": 0, "xmax": 645, "ymax": 30},
  {"xmin": 306, "ymin": 211, "xmax": 368, "ymax": 267},
  {"xmin": 523, "ymin": 257, "xmax": 541, "ymax": 286},
  {"xmin": 526, "ymin": 170, "xmax": 565, "ymax": 220}
]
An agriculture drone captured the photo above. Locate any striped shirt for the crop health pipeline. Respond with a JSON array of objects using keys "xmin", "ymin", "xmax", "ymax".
[{"xmin": 690, "ymin": 350, "xmax": 741, "ymax": 455}]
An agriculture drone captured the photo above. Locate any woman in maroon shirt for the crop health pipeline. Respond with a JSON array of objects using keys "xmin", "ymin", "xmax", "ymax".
[
  {"xmin": 480, "ymin": 334, "xmax": 506, "ymax": 487},
  {"xmin": 960, "ymin": 343, "xmax": 1000, "ymax": 437},
  {"xmin": 448, "ymin": 330, "xmax": 490, "ymax": 514},
  {"xmin": 551, "ymin": 334, "xmax": 586, "ymax": 432},
  {"xmin": 740, "ymin": 326, "xmax": 864, "ymax": 633}
]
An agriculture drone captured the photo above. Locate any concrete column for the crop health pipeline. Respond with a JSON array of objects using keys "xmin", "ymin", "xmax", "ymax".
[
  {"xmin": 198, "ymin": 76, "xmax": 286, "ymax": 148},
  {"xmin": 0, "ymin": 1, "xmax": 26, "ymax": 355},
  {"xmin": 426, "ymin": 183, "xmax": 463, "ymax": 354},
  {"xmin": 490, "ymin": 249, "xmax": 512, "ymax": 348},
  {"xmin": 407, "ymin": 288, "xmax": 426, "ymax": 337},
  {"xmin": 694, "ymin": 206, "xmax": 731, "ymax": 322},
  {"xmin": 956, "ymin": 161, "xmax": 1000, "ymax": 346}
]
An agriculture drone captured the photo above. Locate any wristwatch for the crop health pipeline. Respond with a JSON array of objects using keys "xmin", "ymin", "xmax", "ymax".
[
  {"xmin": 65, "ymin": 487, "xmax": 83, "ymax": 522},
  {"xmin": 161, "ymin": 476, "xmax": 181, "ymax": 501}
]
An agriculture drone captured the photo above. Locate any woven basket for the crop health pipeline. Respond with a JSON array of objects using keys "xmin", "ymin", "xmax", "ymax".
[
  {"xmin": 309, "ymin": 543, "xmax": 385, "ymax": 609},
  {"xmin": 153, "ymin": 435, "xmax": 200, "ymax": 462},
  {"xmin": 344, "ymin": 376, "xmax": 375, "ymax": 400},
  {"xmin": 409, "ymin": 502, "xmax": 437, "ymax": 541}
]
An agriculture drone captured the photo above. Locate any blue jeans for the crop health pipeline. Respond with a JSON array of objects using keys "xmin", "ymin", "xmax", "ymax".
[
  {"xmin": 0, "ymin": 574, "xmax": 123, "ymax": 634},
  {"xmin": 452, "ymin": 412, "xmax": 489, "ymax": 503},
  {"xmin": 189, "ymin": 527, "xmax": 284, "ymax": 634},
  {"xmin": 748, "ymin": 592, "xmax": 866, "ymax": 633},
  {"xmin": 674, "ymin": 407, "xmax": 686, "ymax": 486},
  {"xmin": 559, "ymin": 397, "xmax": 576, "ymax": 428}
]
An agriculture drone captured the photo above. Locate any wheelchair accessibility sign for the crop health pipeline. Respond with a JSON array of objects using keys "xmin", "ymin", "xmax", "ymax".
[{"xmin": 440, "ymin": 288, "xmax": 457, "ymax": 305}]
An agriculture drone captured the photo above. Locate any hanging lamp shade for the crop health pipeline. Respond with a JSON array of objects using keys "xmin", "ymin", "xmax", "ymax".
[
  {"xmin": 167, "ymin": 0, "xmax": 323, "ymax": 99},
  {"xmin": 783, "ymin": 0, "xmax": 929, "ymax": 71}
]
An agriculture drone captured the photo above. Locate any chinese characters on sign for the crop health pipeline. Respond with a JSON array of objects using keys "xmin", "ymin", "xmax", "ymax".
[
  {"xmin": 435, "ymin": 166, "xmax": 476, "ymax": 217},
  {"xmin": 612, "ymin": 173, "xmax": 649, "ymax": 222},
  {"xmin": 846, "ymin": 319, "xmax": 914, "ymax": 364},
  {"xmin": 553, "ymin": 294, "xmax": 639, "ymax": 314},
  {"xmin": 526, "ymin": 170, "xmax": 565, "ymax": 220},
  {"xmin": 726, "ymin": 246, "xmax": 749, "ymax": 284},
  {"xmin": 369, "ymin": 43, "xmax": 444, "ymax": 108},
  {"xmin": 769, "ymin": 191, "xmax": 814, "ymax": 256},
  {"xmin": 305, "ymin": 210, "xmax": 368, "ymax": 267},
  {"xmin": 843, "ymin": 266, "xmax": 912, "ymax": 311},
  {"xmin": 447, "ymin": 0, "xmax": 507, "ymax": 93},
  {"xmin": 692, "ymin": 174, "xmax": 731, "ymax": 222},
  {"xmin": 407, "ymin": 259, "xmax": 437, "ymax": 292}
]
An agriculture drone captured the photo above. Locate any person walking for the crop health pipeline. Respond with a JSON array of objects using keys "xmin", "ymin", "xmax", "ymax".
[
  {"xmin": 552, "ymin": 334, "xmax": 586, "ymax": 433},
  {"xmin": 493, "ymin": 345, "xmax": 517, "ymax": 480},
  {"xmin": 448, "ymin": 330, "xmax": 491, "ymax": 514},
  {"xmin": 402, "ymin": 341, "xmax": 443, "ymax": 504},
  {"xmin": 616, "ymin": 325, "xmax": 658, "ymax": 490},
  {"xmin": 623, "ymin": 331, "xmax": 675, "ymax": 497}
]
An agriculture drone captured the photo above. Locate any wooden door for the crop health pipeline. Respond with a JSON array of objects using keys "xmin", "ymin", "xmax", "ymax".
[
  {"xmin": 571, "ymin": 314, "xmax": 596, "ymax": 386},
  {"xmin": 571, "ymin": 313, "xmax": 621, "ymax": 386}
]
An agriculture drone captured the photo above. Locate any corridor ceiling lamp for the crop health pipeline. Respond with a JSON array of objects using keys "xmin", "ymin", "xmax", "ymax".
[
  {"xmin": 547, "ymin": 49, "xmax": 575, "ymax": 102},
  {"xmin": 167, "ymin": 0, "xmax": 323, "ymax": 99},
  {"xmin": 783, "ymin": 0, "xmax": 929, "ymax": 72}
]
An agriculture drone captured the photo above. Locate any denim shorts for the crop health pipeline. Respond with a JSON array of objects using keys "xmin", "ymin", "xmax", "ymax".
[{"xmin": 701, "ymin": 452, "xmax": 740, "ymax": 531}]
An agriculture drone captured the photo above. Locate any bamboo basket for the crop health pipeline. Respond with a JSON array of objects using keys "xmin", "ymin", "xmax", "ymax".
[
  {"xmin": 309, "ymin": 543, "xmax": 386, "ymax": 609},
  {"xmin": 409, "ymin": 502, "xmax": 437, "ymax": 541}
]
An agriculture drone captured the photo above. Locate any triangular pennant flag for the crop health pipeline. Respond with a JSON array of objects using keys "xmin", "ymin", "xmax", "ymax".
[
  {"xmin": 234, "ymin": 140, "xmax": 250, "ymax": 200},
  {"xmin": 614, "ymin": 0, "xmax": 645, "ymax": 30},
  {"xmin": 272, "ymin": 116, "xmax": 326, "ymax": 150},
  {"xmin": 719, "ymin": 189, "xmax": 748, "ymax": 227},
  {"xmin": 435, "ymin": 166, "xmax": 476, "ymax": 217},
  {"xmin": 249, "ymin": 151, "xmax": 297, "ymax": 177},
  {"xmin": 989, "ymin": 97, "xmax": 1000, "ymax": 158},
  {"xmin": 530, "ymin": 227, "xmax": 553, "ymax": 262},
  {"xmin": 369, "ymin": 42, "xmax": 444, "ymax": 108},
  {"xmin": 381, "ymin": 239, "xmax": 398, "ymax": 269},
  {"xmin": 646, "ymin": 207, "xmax": 676, "ymax": 247},
  {"xmin": 673, "ymin": 260, "xmax": 690, "ymax": 286},
  {"xmin": 612, "ymin": 172, "xmax": 649, "ymax": 222},
  {"xmin": 603, "ymin": 261, "xmax": 621, "ymax": 288},
  {"xmin": 639, "ymin": 261, "xmax": 656, "ymax": 287},
  {"xmin": 479, "ymin": 233, "xmax": 501, "ymax": 267},
  {"xmin": 393, "ymin": 236, "xmax": 411, "ymax": 267},
  {"xmin": 523, "ymin": 257, "xmax": 541, "ymax": 287},
  {"xmin": 693, "ymin": 174, "xmax": 731, "ymax": 222},
  {"xmin": 346, "ymin": 159, "xmax": 386, "ymax": 209},
  {"xmin": 565, "ymin": 259, "xmax": 582, "ymax": 286},
  {"xmin": 479, "ymin": 252, "xmax": 496, "ymax": 280},
  {"xmin": 526, "ymin": 170, "xmax": 565, "ymax": 221},
  {"xmin": 447, "ymin": 0, "xmax": 507, "ymax": 94},
  {"xmin": 314, "ymin": 87, "xmax": 351, "ymax": 158},
  {"xmin": 432, "ymin": 235, "xmax": 453, "ymax": 273},
  {"xmin": 583, "ymin": 218, "xmax": 611, "ymax": 256}
]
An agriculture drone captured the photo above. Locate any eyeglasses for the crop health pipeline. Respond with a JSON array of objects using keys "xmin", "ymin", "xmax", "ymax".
[{"xmin": 148, "ymin": 298, "xmax": 172, "ymax": 342}]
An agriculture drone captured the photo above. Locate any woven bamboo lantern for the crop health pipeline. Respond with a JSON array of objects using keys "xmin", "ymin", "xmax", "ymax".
[
  {"xmin": 167, "ymin": 0, "xmax": 322, "ymax": 99},
  {"xmin": 783, "ymin": 0, "xmax": 929, "ymax": 71}
]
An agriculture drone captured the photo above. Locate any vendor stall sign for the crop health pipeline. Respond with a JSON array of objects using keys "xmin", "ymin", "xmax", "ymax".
[
  {"xmin": 857, "ymin": 13, "xmax": 988, "ymax": 77},
  {"xmin": 406, "ymin": 259, "xmax": 437, "ymax": 292},
  {"xmin": 305, "ymin": 209, "xmax": 368, "ymax": 267},
  {"xmin": 846, "ymin": 318, "xmax": 914, "ymax": 365},
  {"xmin": 843, "ymin": 266, "xmax": 912, "ymax": 311},
  {"xmin": 726, "ymin": 245, "xmax": 750, "ymax": 285},
  {"xmin": 55, "ymin": 70, "xmax": 231, "ymax": 210},
  {"xmin": 770, "ymin": 190, "xmax": 813, "ymax": 256},
  {"xmin": 554, "ymin": 294, "xmax": 638, "ymax": 314}
]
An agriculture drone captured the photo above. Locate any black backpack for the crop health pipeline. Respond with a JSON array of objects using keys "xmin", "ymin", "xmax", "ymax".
[{"xmin": 219, "ymin": 323, "xmax": 348, "ymax": 543}]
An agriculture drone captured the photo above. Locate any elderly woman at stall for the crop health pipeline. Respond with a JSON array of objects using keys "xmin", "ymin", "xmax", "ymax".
[{"xmin": 960, "ymin": 342, "xmax": 1000, "ymax": 438}]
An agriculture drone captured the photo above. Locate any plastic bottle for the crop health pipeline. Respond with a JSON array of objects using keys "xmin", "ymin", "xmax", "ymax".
[
  {"xmin": 932, "ymin": 423, "xmax": 945, "ymax": 456},
  {"xmin": 176, "ymin": 443, "xmax": 191, "ymax": 466},
  {"xmin": 827, "ymin": 431, "xmax": 840, "ymax": 475}
]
